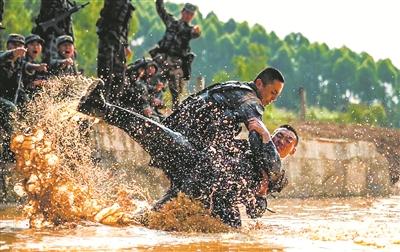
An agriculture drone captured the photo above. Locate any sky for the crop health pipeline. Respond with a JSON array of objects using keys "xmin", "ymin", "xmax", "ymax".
[{"xmin": 170, "ymin": 0, "xmax": 400, "ymax": 69}]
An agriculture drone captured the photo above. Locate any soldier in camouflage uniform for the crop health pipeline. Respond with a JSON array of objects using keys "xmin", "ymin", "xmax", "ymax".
[
  {"xmin": 22, "ymin": 34, "xmax": 48, "ymax": 97},
  {"xmin": 149, "ymin": 0, "xmax": 201, "ymax": 110},
  {"xmin": 49, "ymin": 35, "xmax": 77, "ymax": 76},
  {"xmin": 120, "ymin": 58, "xmax": 158, "ymax": 119},
  {"xmin": 163, "ymin": 67, "xmax": 286, "ymax": 187},
  {"xmin": 32, "ymin": 0, "xmax": 75, "ymax": 64},
  {"xmin": 96, "ymin": 0, "xmax": 135, "ymax": 102},
  {"xmin": 77, "ymin": 83, "xmax": 297, "ymax": 226},
  {"xmin": 0, "ymin": 34, "xmax": 26, "ymax": 199}
]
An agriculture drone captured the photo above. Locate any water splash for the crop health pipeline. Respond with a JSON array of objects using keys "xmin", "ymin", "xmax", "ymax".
[{"xmin": 9, "ymin": 76, "xmax": 228, "ymax": 232}]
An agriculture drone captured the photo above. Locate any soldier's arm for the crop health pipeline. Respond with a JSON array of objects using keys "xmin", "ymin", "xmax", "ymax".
[
  {"xmin": 244, "ymin": 195, "xmax": 268, "ymax": 219},
  {"xmin": 191, "ymin": 25, "xmax": 201, "ymax": 39},
  {"xmin": 0, "ymin": 50, "xmax": 14, "ymax": 64},
  {"xmin": 156, "ymin": 0, "xmax": 175, "ymax": 26},
  {"xmin": 24, "ymin": 62, "xmax": 48, "ymax": 75}
]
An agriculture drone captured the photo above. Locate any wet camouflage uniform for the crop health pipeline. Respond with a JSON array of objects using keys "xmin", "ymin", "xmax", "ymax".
[
  {"xmin": 149, "ymin": 0, "xmax": 200, "ymax": 110},
  {"xmin": 49, "ymin": 35, "xmax": 77, "ymax": 76},
  {"xmin": 166, "ymin": 81, "xmax": 278, "ymax": 159},
  {"xmin": 96, "ymin": 0, "xmax": 135, "ymax": 101},
  {"xmin": 32, "ymin": 0, "xmax": 75, "ymax": 64},
  {"xmin": 98, "ymin": 102, "xmax": 282, "ymax": 227},
  {"xmin": 0, "ymin": 35, "xmax": 26, "ymax": 103}
]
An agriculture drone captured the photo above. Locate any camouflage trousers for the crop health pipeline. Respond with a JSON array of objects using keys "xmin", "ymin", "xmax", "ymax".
[
  {"xmin": 97, "ymin": 33, "xmax": 127, "ymax": 102},
  {"xmin": 153, "ymin": 53, "xmax": 188, "ymax": 110}
]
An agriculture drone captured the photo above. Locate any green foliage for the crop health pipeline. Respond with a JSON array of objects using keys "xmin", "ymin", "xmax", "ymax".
[
  {"xmin": 341, "ymin": 103, "xmax": 388, "ymax": 126},
  {"xmin": 262, "ymin": 105, "xmax": 297, "ymax": 131},
  {"xmin": 1, "ymin": 0, "xmax": 399, "ymax": 127}
]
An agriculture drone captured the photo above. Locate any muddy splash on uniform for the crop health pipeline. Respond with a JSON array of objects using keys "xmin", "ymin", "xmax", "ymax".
[{"xmin": 10, "ymin": 76, "xmax": 228, "ymax": 232}]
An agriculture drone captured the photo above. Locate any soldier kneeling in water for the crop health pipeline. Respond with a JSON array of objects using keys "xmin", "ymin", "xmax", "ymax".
[{"xmin": 78, "ymin": 81, "xmax": 298, "ymax": 227}]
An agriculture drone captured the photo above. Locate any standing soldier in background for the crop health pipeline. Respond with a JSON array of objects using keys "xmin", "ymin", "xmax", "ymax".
[
  {"xmin": 96, "ymin": 0, "xmax": 135, "ymax": 102},
  {"xmin": 149, "ymin": 0, "xmax": 201, "ymax": 110},
  {"xmin": 32, "ymin": 0, "xmax": 87, "ymax": 64}
]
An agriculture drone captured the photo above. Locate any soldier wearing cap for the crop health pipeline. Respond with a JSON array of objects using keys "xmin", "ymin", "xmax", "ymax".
[
  {"xmin": 23, "ymin": 34, "xmax": 48, "ymax": 96},
  {"xmin": 49, "ymin": 35, "xmax": 77, "ymax": 76},
  {"xmin": 149, "ymin": 0, "xmax": 201, "ymax": 110},
  {"xmin": 0, "ymin": 34, "xmax": 26, "ymax": 164},
  {"xmin": 119, "ymin": 58, "xmax": 163, "ymax": 121}
]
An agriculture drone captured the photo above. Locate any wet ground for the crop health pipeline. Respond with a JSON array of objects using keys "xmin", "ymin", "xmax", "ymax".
[{"xmin": 1, "ymin": 196, "xmax": 399, "ymax": 251}]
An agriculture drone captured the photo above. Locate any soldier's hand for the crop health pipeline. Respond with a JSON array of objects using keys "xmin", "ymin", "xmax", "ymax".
[
  {"xmin": 143, "ymin": 107, "xmax": 153, "ymax": 117},
  {"xmin": 65, "ymin": 58, "xmax": 74, "ymax": 66},
  {"xmin": 155, "ymin": 81, "xmax": 164, "ymax": 92},
  {"xmin": 247, "ymin": 117, "xmax": 271, "ymax": 143},
  {"xmin": 32, "ymin": 79, "xmax": 44, "ymax": 88},
  {"xmin": 13, "ymin": 47, "xmax": 27, "ymax": 59},
  {"xmin": 35, "ymin": 63, "xmax": 48, "ymax": 72},
  {"xmin": 152, "ymin": 98, "xmax": 163, "ymax": 107},
  {"xmin": 193, "ymin": 25, "xmax": 201, "ymax": 35}
]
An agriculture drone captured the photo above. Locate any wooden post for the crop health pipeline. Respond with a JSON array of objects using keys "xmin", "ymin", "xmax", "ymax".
[
  {"xmin": 195, "ymin": 76, "xmax": 205, "ymax": 92},
  {"xmin": 299, "ymin": 87, "xmax": 306, "ymax": 121}
]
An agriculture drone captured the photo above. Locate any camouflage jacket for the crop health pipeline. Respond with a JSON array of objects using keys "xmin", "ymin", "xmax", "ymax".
[
  {"xmin": 0, "ymin": 51, "xmax": 24, "ymax": 101},
  {"xmin": 96, "ymin": 0, "xmax": 135, "ymax": 46},
  {"xmin": 153, "ymin": 0, "xmax": 200, "ymax": 57},
  {"xmin": 49, "ymin": 54, "xmax": 77, "ymax": 76},
  {"xmin": 164, "ymin": 81, "xmax": 282, "ymax": 177}
]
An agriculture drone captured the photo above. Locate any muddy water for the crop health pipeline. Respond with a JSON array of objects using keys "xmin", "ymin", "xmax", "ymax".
[{"xmin": 1, "ymin": 196, "xmax": 399, "ymax": 251}]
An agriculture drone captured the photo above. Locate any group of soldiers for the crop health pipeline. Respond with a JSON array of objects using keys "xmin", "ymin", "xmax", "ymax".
[{"xmin": 1, "ymin": 0, "xmax": 299, "ymax": 228}]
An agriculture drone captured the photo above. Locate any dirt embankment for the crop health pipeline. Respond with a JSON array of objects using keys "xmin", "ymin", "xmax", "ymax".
[{"xmin": 293, "ymin": 121, "xmax": 400, "ymax": 184}]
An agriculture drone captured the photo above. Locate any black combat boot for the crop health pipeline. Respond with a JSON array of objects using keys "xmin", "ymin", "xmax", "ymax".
[{"xmin": 77, "ymin": 80, "xmax": 107, "ymax": 117}]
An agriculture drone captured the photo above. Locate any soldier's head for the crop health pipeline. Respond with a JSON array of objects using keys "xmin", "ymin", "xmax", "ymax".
[
  {"xmin": 56, "ymin": 35, "xmax": 75, "ymax": 59},
  {"xmin": 254, "ymin": 67, "xmax": 285, "ymax": 106},
  {"xmin": 272, "ymin": 125, "xmax": 298, "ymax": 159},
  {"xmin": 181, "ymin": 3, "xmax": 197, "ymax": 23},
  {"xmin": 6, "ymin": 34, "xmax": 25, "ymax": 50},
  {"xmin": 145, "ymin": 60, "xmax": 158, "ymax": 77},
  {"xmin": 25, "ymin": 34, "xmax": 44, "ymax": 60}
]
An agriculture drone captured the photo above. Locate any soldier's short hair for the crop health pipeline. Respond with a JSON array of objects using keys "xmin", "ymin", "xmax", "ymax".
[
  {"xmin": 279, "ymin": 124, "xmax": 299, "ymax": 146},
  {"xmin": 254, "ymin": 67, "xmax": 285, "ymax": 85}
]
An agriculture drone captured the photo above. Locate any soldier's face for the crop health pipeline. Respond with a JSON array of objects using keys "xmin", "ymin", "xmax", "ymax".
[
  {"xmin": 58, "ymin": 42, "xmax": 75, "ymax": 59},
  {"xmin": 27, "ymin": 41, "xmax": 42, "ymax": 59},
  {"xmin": 181, "ymin": 10, "xmax": 195, "ymax": 23},
  {"xmin": 272, "ymin": 128, "xmax": 297, "ymax": 158},
  {"xmin": 256, "ymin": 79, "xmax": 284, "ymax": 106},
  {"xmin": 7, "ymin": 42, "xmax": 24, "ymax": 50},
  {"xmin": 146, "ymin": 65, "xmax": 157, "ymax": 76}
]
